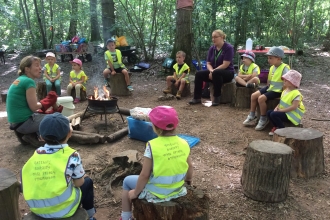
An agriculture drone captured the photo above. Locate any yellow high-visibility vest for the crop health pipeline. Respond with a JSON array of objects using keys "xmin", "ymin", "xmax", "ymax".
[
  {"xmin": 279, "ymin": 89, "xmax": 305, "ymax": 125},
  {"xmin": 239, "ymin": 63, "xmax": 260, "ymax": 75},
  {"xmin": 267, "ymin": 63, "xmax": 290, "ymax": 92},
  {"xmin": 44, "ymin": 63, "xmax": 61, "ymax": 80},
  {"xmin": 105, "ymin": 49, "xmax": 125, "ymax": 68},
  {"xmin": 173, "ymin": 63, "xmax": 190, "ymax": 83}
]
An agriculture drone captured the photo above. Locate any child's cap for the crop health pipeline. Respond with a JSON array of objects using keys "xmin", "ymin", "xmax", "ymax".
[
  {"xmin": 46, "ymin": 52, "xmax": 56, "ymax": 58},
  {"xmin": 241, "ymin": 51, "xmax": 255, "ymax": 62},
  {"xmin": 282, "ymin": 70, "xmax": 302, "ymax": 88},
  {"xmin": 149, "ymin": 106, "xmax": 179, "ymax": 130},
  {"xmin": 39, "ymin": 112, "xmax": 70, "ymax": 142},
  {"xmin": 265, "ymin": 47, "xmax": 285, "ymax": 58},
  {"xmin": 70, "ymin": 58, "xmax": 82, "ymax": 67},
  {"xmin": 106, "ymin": 38, "xmax": 116, "ymax": 45}
]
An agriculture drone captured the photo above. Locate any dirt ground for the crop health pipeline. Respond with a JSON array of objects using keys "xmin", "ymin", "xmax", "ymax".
[{"xmin": 0, "ymin": 48, "xmax": 330, "ymax": 220}]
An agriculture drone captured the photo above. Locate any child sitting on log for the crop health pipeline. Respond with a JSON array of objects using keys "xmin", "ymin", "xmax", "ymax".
[
  {"xmin": 163, "ymin": 51, "xmax": 190, "ymax": 99},
  {"xmin": 235, "ymin": 51, "xmax": 260, "ymax": 88},
  {"xmin": 43, "ymin": 52, "xmax": 62, "ymax": 96},
  {"xmin": 243, "ymin": 47, "xmax": 290, "ymax": 130},
  {"xmin": 103, "ymin": 38, "xmax": 133, "ymax": 92},
  {"xmin": 21, "ymin": 112, "xmax": 96, "ymax": 220},
  {"xmin": 119, "ymin": 106, "xmax": 193, "ymax": 220},
  {"xmin": 267, "ymin": 70, "xmax": 305, "ymax": 135},
  {"xmin": 67, "ymin": 58, "xmax": 88, "ymax": 104}
]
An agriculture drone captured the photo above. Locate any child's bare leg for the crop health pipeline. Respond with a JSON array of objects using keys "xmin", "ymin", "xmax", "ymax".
[
  {"xmin": 178, "ymin": 79, "xmax": 186, "ymax": 91},
  {"xmin": 250, "ymin": 91, "xmax": 261, "ymax": 112},
  {"xmin": 235, "ymin": 76, "xmax": 247, "ymax": 86},
  {"xmin": 247, "ymin": 77, "xmax": 259, "ymax": 85},
  {"xmin": 166, "ymin": 76, "xmax": 175, "ymax": 88},
  {"xmin": 258, "ymin": 94, "xmax": 268, "ymax": 116},
  {"xmin": 122, "ymin": 69, "xmax": 130, "ymax": 86},
  {"xmin": 67, "ymin": 83, "xmax": 73, "ymax": 97},
  {"xmin": 103, "ymin": 68, "xmax": 111, "ymax": 78},
  {"xmin": 122, "ymin": 190, "xmax": 132, "ymax": 212}
]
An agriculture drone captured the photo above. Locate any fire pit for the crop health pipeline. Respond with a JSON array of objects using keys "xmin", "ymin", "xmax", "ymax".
[{"xmin": 82, "ymin": 86, "xmax": 124, "ymax": 130}]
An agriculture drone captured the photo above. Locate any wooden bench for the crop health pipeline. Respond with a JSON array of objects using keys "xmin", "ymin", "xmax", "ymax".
[
  {"xmin": 107, "ymin": 72, "xmax": 132, "ymax": 96},
  {"xmin": 170, "ymin": 83, "xmax": 191, "ymax": 97},
  {"xmin": 209, "ymin": 79, "xmax": 236, "ymax": 104}
]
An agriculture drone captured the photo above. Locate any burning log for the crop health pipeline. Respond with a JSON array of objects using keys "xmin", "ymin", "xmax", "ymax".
[
  {"xmin": 71, "ymin": 117, "xmax": 81, "ymax": 130},
  {"xmin": 106, "ymin": 127, "xmax": 129, "ymax": 143},
  {"xmin": 70, "ymin": 130, "xmax": 107, "ymax": 144}
]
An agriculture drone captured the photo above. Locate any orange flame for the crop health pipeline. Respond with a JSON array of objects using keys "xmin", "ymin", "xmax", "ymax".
[
  {"xmin": 103, "ymin": 86, "xmax": 110, "ymax": 99},
  {"xmin": 94, "ymin": 86, "xmax": 98, "ymax": 99}
]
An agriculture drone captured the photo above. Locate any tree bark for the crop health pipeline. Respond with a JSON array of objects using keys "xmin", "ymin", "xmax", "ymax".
[
  {"xmin": 234, "ymin": 87, "xmax": 257, "ymax": 108},
  {"xmin": 241, "ymin": 140, "xmax": 293, "ymax": 202},
  {"xmin": 48, "ymin": 0, "xmax": 54, "ymax": 49},
  {"xmin": 273, "ymin": 127, "xmax": 324, "ymax": 178},
  {"xmin": 0, "ymin": 168, "xmax": 21, "ymax": 220},
  {"xmin": 101, "ymin": 0, "xmax": 116, "ymax": 45},
  {"xmin": 106, "ymin": 127, "xmax": 128, "ymax": 143},
  {"xmin": 90, "ymin": 0, "xmax": 102, "ymax": 42},
  {"xmin": 67, "ymin": 0, "xmax": 78, "ymax": 40},
  {"xmin": 33, "ymin": 0, "xmax": 47, "ymax": 48}
]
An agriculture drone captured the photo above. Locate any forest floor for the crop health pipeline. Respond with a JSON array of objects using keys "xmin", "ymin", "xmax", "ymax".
[{"xmin": 0, "ymin": 48, "xmax": 330, "ymax": 220}]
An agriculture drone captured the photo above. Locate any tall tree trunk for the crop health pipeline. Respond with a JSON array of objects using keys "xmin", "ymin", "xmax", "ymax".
[
  {"xmin": 308, "ymin": 0, "xmax": 315, "ymax": 33},
  {"xmin": 233, "ymin": 0, "xmax": 243, "ymax": 51},
  {"xmin": 90, "ymin": 0, "xmax": 102, "ymax": 42},
  {"xmin": 67, "ymin": 0, "xmax": 78, "ymax": 40},
  {"xmin": 172, "ymin": 2, "xmax": 193, "ymax": 68},
  {"xmin": 33, "ymin": 0, "xmax": 47, "ymax": 48},
  {"xmin": 40, "ymin": 0, "xmax": 46, "ymax": 35},
  {"xmin": 19, "ymin": 0, "xmax": 28, "ymax": 29},
  {"xmin": 48, "ymin": 0, "xmax": 54, "ymax": 48},
  {"xmin": 22, "ymin": 0, "xmax": 34, "ymax": 40},
  {"xmin": 101, "ymin": 0, "xmax": 116, "ymax": 45}
]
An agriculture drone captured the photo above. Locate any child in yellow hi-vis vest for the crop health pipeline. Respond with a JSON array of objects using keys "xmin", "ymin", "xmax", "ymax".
[
  {"xmin": 67, "ymin": 59, "xmax": 88, "ymax": 104},
  {"xmin": 119, "ymin": 106, "xmax": 193, "ymax": 220},
  {"xmin": 43, "ymin": 52, "xmax": 61, "ymax": 96},
  {"xmin": 235, "ymin": 51, "xmax": 260, "ymax": 88},
  {"xmin": 103, "ymin": 38, "xmax": 133, "ymax": 91},
  {"xmin": 267, "ymin": 70, "xmax": 305, "ymax": 135},
  {"xmin": 163, "ymin": 51, "xmax": 190, "ymax": 99}
]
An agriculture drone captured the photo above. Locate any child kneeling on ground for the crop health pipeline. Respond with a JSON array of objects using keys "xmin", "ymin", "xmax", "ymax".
[
  {"xmin": 67, "ymin": 58, "xmax": 88, "ymax": 104},
  {"xmin": 235, "ymin": 51, "xmax": 260, "ymax": 88},
  {"xmin": 267, "ymin": 70, "xmax": 305, "ymax": 135},
  {"xmin": 119, "ymin": 106, "xmax": 193, "ymax": 220},
  {"xmin": 243, "ymin": 47, "xmax": 290, "ymax": 130},
  {"xmin": 21, "ymin": 112, "xmax": 96, "ymax": 219},
  {"xmin": 163, "ymin": 51, "xmax": 190, "ymax": 99}
]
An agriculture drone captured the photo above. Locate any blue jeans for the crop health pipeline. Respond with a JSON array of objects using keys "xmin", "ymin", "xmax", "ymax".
[
  {"xmin": 123, "ymin": 175, "xmax": 139, "ymax": 190},
  {"xmin": 45, "ymin": 79, "xmax": 61, "ymax": 96},
  {"xmin": 267, "ymin": 110, "xmax": 290, "ymax": 128}
]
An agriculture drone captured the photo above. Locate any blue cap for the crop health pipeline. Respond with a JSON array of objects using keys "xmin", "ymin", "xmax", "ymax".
[{"xmin": 39, "ymin": 113, "xmax": 70, "ymax": 142}]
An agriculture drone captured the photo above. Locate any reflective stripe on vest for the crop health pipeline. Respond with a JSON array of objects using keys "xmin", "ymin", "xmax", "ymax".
[
  {"xmin": 70, "ymin": 70, "xmax": 87, "ymax": 89},
  {"xmin": 44, "ymin": 63, "xmax": 60, "ymax": 79},
  {"xmin": 279, "ymin": 89, "xmax": 305, "ymax": 125},
  {"xmin": 267, "ymin": 63, "xmax": 290, "ymax": 92},
  {"xmin": 173, "ymin": 63, "xmax": 190, "ymax": 82},
  {"xmin": 105, "ymin": 49, "xmax": 125, "ymax": 68},
  {"xmin": 22, "ymin": 146, "xmax": 81, "ymax": 218},
  {"xmin": 145, "ymin": 136, "xmax": 190, "ymax": 199},
  {"xmin": 239, "ymin": 63, "xmax": 260, "ymax": 75}
]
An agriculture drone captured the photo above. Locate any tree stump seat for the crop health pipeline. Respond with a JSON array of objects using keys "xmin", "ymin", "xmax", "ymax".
[
  {"xmin": 234, "ymin": 86, "xmax": 257, "ymax": 108},
  {"xmin": 36, "ymin": 82, "xmax": 56, "ymax": 100},
  {"xmin": 170, "ymin": 83, "xmax": 191, "ymax": 97},
  {"xmin": 1, "ymin": 90, "xmax": 7, "ymax": 103},
  {"xmin": 209, "ymin": 79, "xmax": 236, "ymax": 104},
  {"xmin": 132, "ymin": 185, "xmax": 209, "ymax": 220},
  {"xmin": 71, "ymin": 87, "xmax": 87, "ymax": 101},
  {"xmin": 23, "ymin": 208, "xmax": 89, "ymax": 220},
  {"xmin": 241, "ymin": 140, "xmax": 293, "ymax": 203},
  {"xmin": 273, "ymin": 127, "xmax": 324, "ymax": 178},
  {"xmin": 107, "ymin": 72, "xmax": 132, "ymax": 96}
]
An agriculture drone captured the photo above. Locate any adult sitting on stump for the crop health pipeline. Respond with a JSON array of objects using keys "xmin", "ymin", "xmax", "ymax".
[{"xmin": 189, "ymin": 29, "xmax": 235, "ymax": 106}]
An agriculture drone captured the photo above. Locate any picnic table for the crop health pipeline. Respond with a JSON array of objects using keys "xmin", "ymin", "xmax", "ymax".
[{"xmin": 237, "ymin": 49, "xmax": 296, "ymax": 68}]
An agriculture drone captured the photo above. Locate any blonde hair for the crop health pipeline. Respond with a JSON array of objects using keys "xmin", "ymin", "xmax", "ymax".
[
  {"xmin": 18, "ymin": 56, "xmax": 41, "ymax": 76},
  {"xmin": 152, "ymin": 125, "xmax": 176, "ymax": 136},
  {"xmin": 213, "ymin": 30, "xmax": 226, "ymax": 40},
  {"xmin": 176, "ymin": 51, "xmax": 186, "ymax": 58}
]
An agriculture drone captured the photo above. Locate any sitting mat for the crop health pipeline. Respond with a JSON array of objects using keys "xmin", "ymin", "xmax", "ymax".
[{"xmin": 178, "ymin": 134, "xmax": 200, "ymax": 148}]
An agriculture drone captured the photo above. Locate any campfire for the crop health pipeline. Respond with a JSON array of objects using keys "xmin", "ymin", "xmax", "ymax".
[{"xmin": 89, "ymin": 86, "xmax": 113, "ymax": 100}]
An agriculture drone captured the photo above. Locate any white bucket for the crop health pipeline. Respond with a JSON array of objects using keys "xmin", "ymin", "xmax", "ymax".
[
  {"xmin": 57, "ymin": 96, "xmax": 75, "ymax": 117},
  {"xmin": 62, "ymin": 105, "xmax": 75, "ymax": 117}
]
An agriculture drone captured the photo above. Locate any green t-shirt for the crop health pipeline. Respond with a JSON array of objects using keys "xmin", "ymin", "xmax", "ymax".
[
  {"xmin": 6, "ymin": 75, "xmax": 36, "ymax": 123},
  {"xmin": 104, "ymin": 51, "xmax": 121, "ymax": 69}
]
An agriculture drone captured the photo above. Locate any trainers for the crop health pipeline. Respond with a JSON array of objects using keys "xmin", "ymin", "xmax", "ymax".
[
  {"xmin": 212, "ymin": 96, "xmax": 221, "ymax": 106},
  {"xmin": 22, "ymin": 133, "xmax": 45, "ymax": 147},
  {"xmin": 127, "ymin": 85, "xmax": 134, "ymax": 91},
  {"xmin": 255, "ymin": 118, "xmax": 269, "ymax": 131},
  {"xmin": 163, "ymin": 87, "xmax": 172, "ymax": 94},
  {"xmin": 73, "ymin": 98, "xmax": 80, "ymax": 104},
  {"xmin": 243, "ymin": 115, "xmax": 257, "ymax": 125},
  {"xmin": 176, "ymin": 91, "xmax": 182, "ymax": 99},
  {"xmin": 269, "ymin": 127, "xmax": 277, "ymax": 136},
  {"xmin": 246, "ymin": 83, "xmax": 256, "ymax": 88},
  {"xmin": 188, "ymin": 99, "xmax": 201, "ymax": 105}
]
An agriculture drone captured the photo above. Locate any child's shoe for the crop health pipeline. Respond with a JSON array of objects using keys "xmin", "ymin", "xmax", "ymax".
[
  {"xmin": 243, "ymin": 115, "xmax": 257, "ymax": 125},
  {"xmin": 127, "ymin": 85, "xmax": 134, "ymax": 91},
  {"xmin": 163, "ymin": 87, "xmax": 171, "ymax": 94},
  {"xmin": 119, "ymin": 217, "xmax": 134, "ymax": 220},
  {"xmin": 255, "ymin": 118, "xmax": 269, "ymax": 131},
  {"xmin": 269, "ymin": 127, "xmax": 277, "ymax": 136},
  {"xmin": 176, "ymin": 91, "xmax": 182, "ymax": 99},
  {"xmin": 73, "ymin": 98, "xmax": 80, "ymax": 104},
  {"xmin": 246, "ymin": 83, "xmax": 256, "ymax": 88}
]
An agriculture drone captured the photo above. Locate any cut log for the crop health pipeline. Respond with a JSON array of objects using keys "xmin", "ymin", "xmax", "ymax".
[
  {"xmin": 23, "ymin": 208, "xmax": 88, "ymax": 220},
  {"xmin": 71, "ymin": 130, "xmax": 107, "ymax": 144},
  {"xmin": 118, "ymin": 107, "xmax": 131, "ymax": 116},
  {"xmin": 71, "ymin": 118, "xmax": 76, "ymax": 127},
  {"xmin": 108, "ymin": 72, "xmax": 132, "ymax": 96},
  {"xmin": 69, "ymin": 132, "xmax": 101, "ymax": 144},
  {"xmin": 0, "ymin": 168, "xmax": 21, "ymax": 220},
  {"xmin": 72, "ymin": 117, "xmax": 81, "ymax": 130},
  {"xmin": 36, "ymin": 82, "xmax": 47, "ymax": 101},
  {"xmin": 67, "ymin": 111, "xmax": 85, "ymax": 122},
  {"xmin": 132, "ymin": 185, "xmax": 209, "ymax": 220},
  {"xmin": 71, "ymin": 88, "xmax": 87, "ymax": 101},
  {"xmin": 106, "ymin": 127, "xmax": 129, "ymax": 143},
  {"xmin": 209, "ymin": 79, "xmax": 236, "ymax": 104},
  {"xmin": 234, "ymin": 87, "xmax": 257, "ymax": 108},
  {"xmin": 241, "ymin": 140, "xmax": 292, "ymax": 202},
  {"xmin": 1, "ymin": 90, "xmax": 7, "ymax": 103},
  {"xmin": 273, "ymin": 127, "xmax": 324, "ymax": 178},
  {"xmin": 170, "ymin": 83, "xmax": 191, "ymax": 97}
]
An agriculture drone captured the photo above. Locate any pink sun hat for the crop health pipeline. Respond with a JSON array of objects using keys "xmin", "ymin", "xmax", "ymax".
[
  {"xmin": 69, "ymin": 58, "xmax": 82, "ymax": 67},
  {"xmin": 148, "ymin": 106, "xmax": 179, "ymax": 130},
  {"xmin": 282, "ymin": 70, "xmax": 302, "ymax": 88}
]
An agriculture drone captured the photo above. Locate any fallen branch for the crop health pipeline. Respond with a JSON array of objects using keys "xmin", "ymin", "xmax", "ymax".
[
  {"xmin": 67, "ymin": 111, "xmax": 85, "ymax": 122},
  {"xmin": 106, "ymin": 127, "xmax": 129, "ymax": 143},
  {"xmin": 72, "ymin": 130, "xmax": 107, "ymax": 144},
  {"xmin": 311, "ymin": 118, "xmax": 330, "ymax": 121},
  {"xmin": 118, "ymin": 108, "xmax": 131, "ymax": 116}
]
